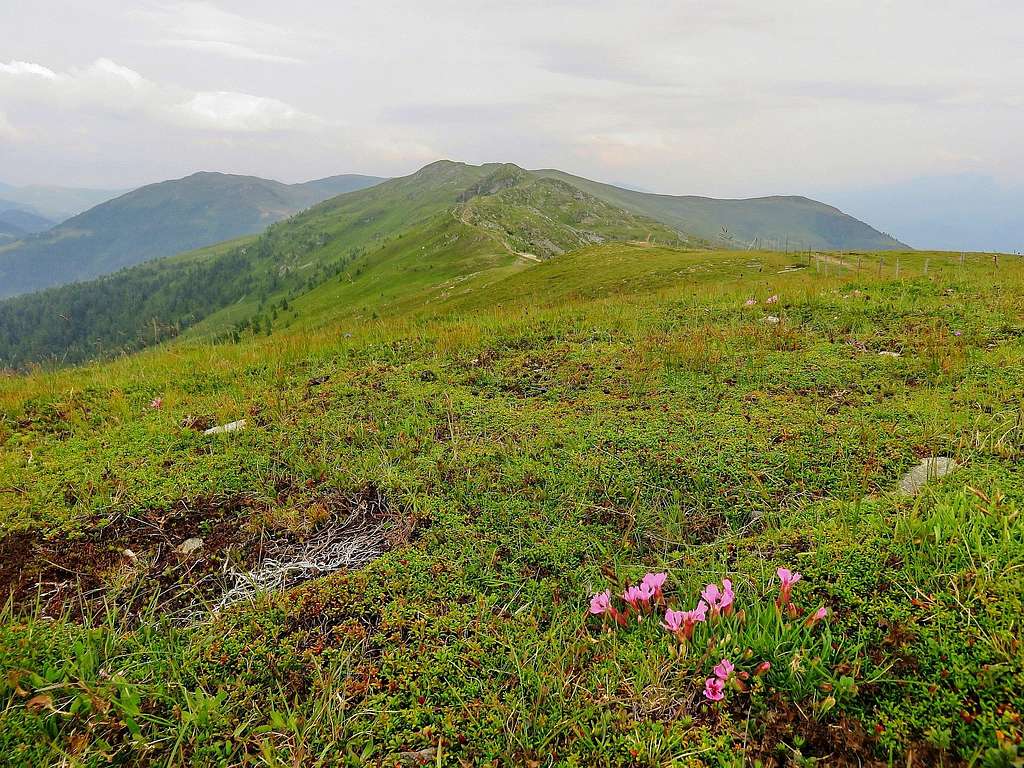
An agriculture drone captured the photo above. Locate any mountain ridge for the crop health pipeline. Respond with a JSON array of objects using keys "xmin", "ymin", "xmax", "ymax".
[
  {"xmin": 0, "ymin": 159, "xmax": 911, "ymax": 368},
  {"xmin": 530, "ymin": 168, "xmax": 907, "ymax": 250},
  {"xmin": 0, "ymin": 171, "xmax": 387, "ymax": 298}
]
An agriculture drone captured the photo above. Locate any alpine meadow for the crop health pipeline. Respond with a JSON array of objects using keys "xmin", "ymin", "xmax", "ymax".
[{"xmin": 1, "ymin": 2, "xmax": 1023, "ymax": 767}]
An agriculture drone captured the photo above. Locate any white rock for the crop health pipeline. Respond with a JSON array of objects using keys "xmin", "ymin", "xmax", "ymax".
[
  {"xmin": 765, "ymin": 315, "xmax": 780, "ymax": 324},
  {"xmin": 879, "ymin": 350, "xmax": 901, "ymax": 358},
  {"xmin": 204, "ymin": 419, "xmax": 247, "ymax": 435},
  {"xmin": 898, "ymin": 457, "xmax": 957, "ymax": 495},
  {"xmin": 176, "ymin": 537, "xmax": 204, "ymax": 556}
]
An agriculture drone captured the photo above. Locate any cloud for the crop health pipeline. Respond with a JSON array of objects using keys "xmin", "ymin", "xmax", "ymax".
[
  {"xmin": 155, "ymin": 39, "xmax": 302, "ymax": 64},
  {"xmin": 177, "ymin": 91, "xmax": 320, "ymax": 131},
  {"xmin": 0, "ymin": 58, "xmax": 320, "ymax": 133},
  {"xmin": 0, "ymin": 60, "xmax": 59, "ymax": 79},
  {"xmin": 141, "ymin": 2, "xmax": 308, "ymax": 64}
]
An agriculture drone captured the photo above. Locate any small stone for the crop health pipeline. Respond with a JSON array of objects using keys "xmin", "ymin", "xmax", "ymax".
[
  {"xmin": 122, "ymin": 548, "xmax": 138, "ymax": 560},
  {"xmin": 204, "ymin": 419, "xmax": 247, "ymax": 435},
  {"xmin": 898, "ymin": 457, "xmax": 957, "ymax": 495},
  {"xmin": 765, "ymin": 315, "xmax": 780, "ymax": 324},
  {"xmin": 879, "ymin": 350, "xmax": 901, "ymax": 358},
  {"xmin": 176, "ymin": 537, "xmax": 204, "ymax": 556}
]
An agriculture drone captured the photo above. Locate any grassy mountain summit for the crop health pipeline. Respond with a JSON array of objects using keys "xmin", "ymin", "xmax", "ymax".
[{"xmin": 0, "ymin": 171, "xmax": 386, "ymax": 299}]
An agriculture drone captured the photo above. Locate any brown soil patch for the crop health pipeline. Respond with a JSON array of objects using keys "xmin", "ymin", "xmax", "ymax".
[{"xmin": 0, "ymin": 485, "xmax": 402, "ymax": 623}]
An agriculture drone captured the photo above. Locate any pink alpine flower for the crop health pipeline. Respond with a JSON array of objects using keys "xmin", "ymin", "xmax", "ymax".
[
  {"xmin": 744, "ymin": 298, "xmax": 757, "ymax": 307},
  {"xmin": 589, "ymin": 590, "xmax": 612, "ymax": 615},
  {"xmin": 680, "ymin": 600, "xmax": 708, "ymax": 640},
  {"xmin": 805, "ymin": 605, "xmax": 828, "ymax": 628},
  {"xmin": 704, "ymin": 677, "xmax": 725, "ymax": 702},
  {"xmin": 713, "ymin": 658, "xmax": 735, "ymax": 681},
  {"xmin": 662, "ymin": 608, "xmax": 685, "ymax": 633},
  {"xmin": 776, "ymin": 567, "xmax": 802, "ymax": 606},
  {"xmin": 702, "ymin": 579, "xmax": 735, "ymax": 618},
  {"xmin": 720, "ymin": 578, "xmax": 735, "ymax": 616},
  {"xmin": 149, "ymin": 396, "xmax": 163, "ymax": 409},
  {"xmin": 623, "ymin": 582, "xmax": 655, "ymax": 616},
  {"xmin": 753, "ymin": 661, "xmax": 772, "ymax": 676},
  {"xmin": 765, "ymin": 294, "xmax": 779, "ymax": 304},
  {"xmin": 641, "ymin": 572, "xmax": 668, "ymax": 600}
]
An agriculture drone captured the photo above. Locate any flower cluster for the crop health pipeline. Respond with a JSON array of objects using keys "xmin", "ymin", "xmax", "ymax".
[
  {"xmin": 588, "ymin": 565, "xmax": 828, "ymax": 705},
  {"xmin": 588, "ymin": 572, "xmax": 667, "ymax": 626}
]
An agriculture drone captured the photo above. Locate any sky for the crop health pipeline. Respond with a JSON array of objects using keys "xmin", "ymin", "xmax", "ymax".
[{"xmin": 1, "ymin": 0, "xmax": 1022, "ymax": 250}]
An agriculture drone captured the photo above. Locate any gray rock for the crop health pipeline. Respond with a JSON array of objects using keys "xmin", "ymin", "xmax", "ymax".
[
  {"xmin": 898, "ymin": 457, "xmax": 957, "ymax": 495},
  {"xmin": 204, "ymin": 419, "xmax": 247, "ymax": 435},
  {"xmin": 176, "ymin": 537, "xmax": 204, "ymax": 556}
]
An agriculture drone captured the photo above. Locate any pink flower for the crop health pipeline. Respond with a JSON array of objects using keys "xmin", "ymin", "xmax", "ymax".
[
  {"xmin": 681, "ymin": 600, "xmax": 708, "ymax": 639},
  {"xmin": 662, "ymin": 600, "xmax": 708, "ymax": 640},
  {"xmin": 641, "ymin": 571, "xmax": 668, "ymax": 597},
  {"xmin": 765, "ymin": 294, "xmax": 779, "ymax": 304},
  {"xmin": 702, "ymin": 579, "xmax": 735, "ymax": 617},
  {"xmin": 662, "ymin": 608, "xmax": 684, "ymax": 632},
  {"xmin": 776, "ymin": 567, "xmax": 802, "ymax": 606},
  {"xmin": 704, "ymin": 677, "xmax": 725, "ymax": 702},
  {"xmin": 720, "ymin": 579, "xmax": 735, "ymax": 615},
  {"xmin": 754, "ymin": 661, "xmax": 771, "ymax": 676},
  {"xmin": 623, "ymin": 582, "xmax": 655, "ymax": 612},
  {"xmin": 713, "ymin": 658, "xmax": 735, "ymax": 681},
  {"xmin": 805, "ymin": 605, "xmax": 828, "ymax": 628},
  {"xmin": 744, "ymin": 298, "xmax": 757, "ymax": 307},
  {"xmin": 589, "ymin": 590, "xmax": 612, "ymax": 615},
  {"xmin": 701, "ymin": 582, "xmax": 721, "ymax": 614},
  {"xmin": 149, "ymin": 397, "xmax": 163, "ymax": 409}
]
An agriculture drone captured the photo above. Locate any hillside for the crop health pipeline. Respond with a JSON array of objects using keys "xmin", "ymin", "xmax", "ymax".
[
  {"xmin": 0, "ymin": 172, "xmax": 386, "ymax": 299},
  {"xmin": 0, "ymin": 209, "xmax": 55, "ymax": 236},
  {"xmin": 0, "ymin": 161, "xmax": 693, "ymax": 367},
  {"xmin": 0, "ymin": 160, "xmax": 917, "ymax": 369},
  {"xmin": 533, "ymin": 169, "xmax": 908, "ymax": 251},
  {"xmin": 1, "ymin": 243, "xmax": 1021, "ymax": 766}
]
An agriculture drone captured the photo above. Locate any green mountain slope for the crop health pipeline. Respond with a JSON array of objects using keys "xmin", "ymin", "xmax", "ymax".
[
  {"xmin": 0, "ymin": 159, "xmax": 908, "ymax": 369},
  {"xmin": 0, "ymin": 162, "xmax": 693, "ymax": 367},
  {"xmin": 532, "ymin": 168, "xmax": 908, "ymax": 250},
  {"xmin": 0, "ymin": 172, "xmax": 386, "ymax": 299}
]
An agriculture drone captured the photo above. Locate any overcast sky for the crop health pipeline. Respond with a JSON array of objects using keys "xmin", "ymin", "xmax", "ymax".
[{"xmin": 1, "ymin": 0, "xmax": 1022, "ymax": 217}]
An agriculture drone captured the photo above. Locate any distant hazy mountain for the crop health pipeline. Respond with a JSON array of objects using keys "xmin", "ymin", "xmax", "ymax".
[
  {"xmin": 0, "ymin": 183, "xmax": 127, "ymax": 221},
  {"xmin": 533, "ymin": 170, "xmax": 907, "ymax": 251},
  {"xmin": 0, "ymin": 208, "xmax": 56, "ymax": 235},
  {"xmin": 0, "ymin": 208, "xmax": 57, "ymax": 245},
  {"xmin": 0, "ymin": 171, "xmax": 386, "ymax": 298},
  {"xmin": 818, "ymin": 174, "xmax": 1023, "ymax": 254}
]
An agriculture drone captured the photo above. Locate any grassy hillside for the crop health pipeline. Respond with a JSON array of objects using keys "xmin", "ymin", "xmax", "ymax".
[
  {"xmin": 1, "ymin": 245, "xmax": 1022, "ymax": 766},
  {"xmin": 0, "ymin": 162, "xmax": 694, "ymax": 367},
  {"xmin": 533, "ymin": 169, "xmax": 908, "ymax": 251},
  {"xmin": 0, "ymin": 172, "xmax": 385, "ymax": 299}
]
